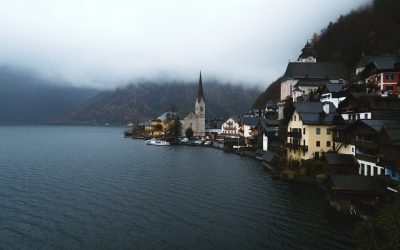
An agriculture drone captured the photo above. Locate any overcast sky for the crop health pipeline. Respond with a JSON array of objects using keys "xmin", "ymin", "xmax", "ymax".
[{"xmin": 0, "ymin": 0, "xmax": 371, "ymax": 89}]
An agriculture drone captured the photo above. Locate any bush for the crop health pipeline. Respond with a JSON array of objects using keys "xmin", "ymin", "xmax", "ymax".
[
  {"xmin": 303, "ymin": 159, "xmax": 325, "ymax": 176},
  {"xmin": 355, "ymin": 199, "xmax": 400, "ymax": 250}
]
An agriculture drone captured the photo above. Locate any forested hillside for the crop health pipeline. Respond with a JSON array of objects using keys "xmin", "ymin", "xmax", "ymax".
[
  {"xmin": 254, "ymin": 0, "xmax": 400, "ymax": 108},
  {"xmin": 61, "ymin": 81, "xmax": 260, "ymax": 125},
  {"xmin": 315, "ymin": 0, "xmax": 400, "ymax": 70}
]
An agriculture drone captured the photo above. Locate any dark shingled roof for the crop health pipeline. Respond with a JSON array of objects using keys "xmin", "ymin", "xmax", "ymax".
[
  {"xmin": 262, "ymin": 151, "xmax": 278, "ymax": 163},
  {"xmin": 325, "ymin": 83, "xmax": 343, "ymax": 93},
  {"xmin": 295, "ymin": 79, "xmax": 329, "ymax": 87},
  {"xmin": 324, "ymin": 153, "xmax": 358, "ymax": 166},
  {"xmin": 259, "ymin": 118, "xmax": 280, "ymax": 134},
  {"xmin": 357, "ymin": 55, "xmax": 372, "ymax": 68},
  {"xmin": 240, "ymin": 116, "xmax": 260, "ymax": 127},
  {"xmin": 328, "ymin": 175, "xmax": 381, "ymax": 192},
  {"xmin": 359, "ymin": 120, "xmax": 385, "ymax": 132},
  {"xmin": 293, "ymin": 102, "xmax": 337, "ymax": 125},
  {"xmin": 366, "ymin": 55, "xmax": 398, "ymax": 70},
  {"xmin": 283, "ymin": 62, "xmax": 347, "ymax": 80}
]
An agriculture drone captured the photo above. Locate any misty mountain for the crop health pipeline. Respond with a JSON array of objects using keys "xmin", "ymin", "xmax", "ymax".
[
  {"xmin": 0, "ymin": 66, "xmax": 97, "ymax": 124},
  {"xmin": 61, "ymin": 82, "xmax": 260, "ymax": 125}
]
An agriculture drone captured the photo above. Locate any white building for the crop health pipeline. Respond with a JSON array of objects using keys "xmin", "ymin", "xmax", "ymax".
[
  {"xmin": 278, "ymin": 41, "xmax": 347, "ymax": 119},
  {"xmin": 221, "ymin": 118, "xmax": 239, "ymax": 137}
]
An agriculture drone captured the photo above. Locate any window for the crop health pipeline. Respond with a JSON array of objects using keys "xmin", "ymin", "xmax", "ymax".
[
  {"xmin": 316, "ymin": 141, "xmax": 320, "ymax": 147},
  {"xmin": 374, "ymin": 166, "xmax": 378, "ymax": 176},
  {"xmin": 294, "ymin": 115, "xmax": 296, "ymax": 121},
  {"xmin": 326, "ymin": 128, "xmax": 331, "ymax": 135},
  {"xmin": 386, "ymin": 74, "xmax": 393, "ymax": 80},
  {"xmin": 367, "ymin": 165, "xmax": 371, "ymax": 176},
  {"xmin": 364, "ymin": 113, "xmax": 368, "ymax": 119},
  {"xmin": 327, "ymin": 141, "xmax": 331, "ymax": 147},
  {"xmin": 316, "ymin": 128, "xmax": 321, "ymax": 135},
  {"xmin": 315, "ymin": 152, "xmax": 320, "ymax": 158},
  {"xmin": 357, "ymin": 114, "xmax": 360, "ymax": 120},
  {"xmin": 303, "ymin": 128, "xmax": 306, "ymax": 135},
  {"xmin": 352, "ymin": 147, "xmax": 355, "ymax": 153},
  {"xmin": 360, "ymin": 163, "xmax": 365, "ymax": 175},
  {"xmin": 200, "ymin": 107, "xmax": 203, "ymax": 111},
  {"xmin": 386, "ymin": 85, "xmax": 394, "ymax": 91}
]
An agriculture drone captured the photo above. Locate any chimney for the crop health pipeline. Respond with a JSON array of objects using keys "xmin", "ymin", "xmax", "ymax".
[{"xmin": 323, "ymin": 102, "xmax": 330, "ymax": 114}]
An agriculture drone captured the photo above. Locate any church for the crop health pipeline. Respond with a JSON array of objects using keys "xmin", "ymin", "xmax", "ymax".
[{"xmin": 181, "ymin": 72, "xmax": 206, "ymax": 137}]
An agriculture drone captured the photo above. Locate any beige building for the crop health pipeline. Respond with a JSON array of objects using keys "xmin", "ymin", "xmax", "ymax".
[{"xmin": 287, "ymin": 102, "xmax": 336, "ymax": 160}]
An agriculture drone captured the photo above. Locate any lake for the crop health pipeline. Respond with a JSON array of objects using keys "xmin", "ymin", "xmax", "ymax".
[{"xmin": 0, "ymin": 126, "xmax": 355, "ymax": 249}]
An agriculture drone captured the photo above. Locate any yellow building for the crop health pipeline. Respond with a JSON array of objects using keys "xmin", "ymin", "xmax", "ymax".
[
  {"xmin": 144, "ymin": 112, "xmax": 176, "ymax": 137},
  {"xmin": 287, "ymin": 102, "xmax": 336, "ymax": 160}
]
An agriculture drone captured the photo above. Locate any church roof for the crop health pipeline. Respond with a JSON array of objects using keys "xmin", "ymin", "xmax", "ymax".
[
  {"xmin": 197, "ymin": 71, "xmax": 204, "ymax": 102},
  {"xmin": 283, "ymin": 62, "xmax": 347, "ymax": 80},
  {"xmin": 184, "ymin": 112, "xmax": 197, "ymax": 120}
]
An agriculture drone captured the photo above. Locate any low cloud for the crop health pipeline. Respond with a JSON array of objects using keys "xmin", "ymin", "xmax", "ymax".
[{"xmin": 0, "ymin": 0, "xmax": 371, "ymax": 89}]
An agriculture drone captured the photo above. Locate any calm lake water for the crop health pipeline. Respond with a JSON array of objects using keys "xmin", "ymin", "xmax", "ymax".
[{"xmin": 0, "ymin": 126, "xmax": 355, "ymax": 249}]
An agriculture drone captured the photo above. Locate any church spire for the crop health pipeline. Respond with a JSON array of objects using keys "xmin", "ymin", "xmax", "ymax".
[{"xmin": 197, "ymin": 71, "xmax": 204, "ymax": 102}]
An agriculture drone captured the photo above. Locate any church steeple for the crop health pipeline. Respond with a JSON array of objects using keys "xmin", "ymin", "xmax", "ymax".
[
  {"xmin": 197, "ymin": 71, "xmax": 204, "ymax": 102},
  {"xmin": 298, "ymin": 41, "xmax": 316, "ymax": 63}
]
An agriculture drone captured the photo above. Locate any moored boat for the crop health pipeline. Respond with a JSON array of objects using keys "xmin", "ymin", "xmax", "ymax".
[
  {"xmin": 124, "ymin": 129, "xmax": 133, "ymax": 137},
  {"xmin": 145, "ymin": 138, "xmax": 170, "ymax": 146}
]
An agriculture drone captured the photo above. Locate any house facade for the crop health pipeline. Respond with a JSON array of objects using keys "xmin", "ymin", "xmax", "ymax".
[
  {"xmin": 221, "ymin": 118, "xmax": 239, "ymax": 137},
  {"xmin": 287, "ymin": 102, "xmax": 336, "ymax": 160},
  {"xmin": 357, "ymin": 55, "xmax": 400, "ymax": 96},
  {"xmin": 337, "ymin": 93, "xmax": 400, "ymax": 122}
]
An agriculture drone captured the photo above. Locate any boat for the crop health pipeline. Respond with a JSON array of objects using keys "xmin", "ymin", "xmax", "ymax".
[
  {"xmin": 144, "ymin": 138, "xmax": 170, "ymax": 146},
  {"xmin": 124, "ymin": 129, "xmax": 133, "ymax": 137}
]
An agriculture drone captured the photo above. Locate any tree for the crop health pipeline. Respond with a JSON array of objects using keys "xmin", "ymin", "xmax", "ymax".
[
  {"xmin": 185, "ymin": 127, "xmax": 194, "ymax": 139},
  {"xmin": 355, "ymin": 199, "xmax": 400, "ymax": 249},
  {"xmin": 166, "ymin": 116, "xmax": 182, "ymax": 142}
]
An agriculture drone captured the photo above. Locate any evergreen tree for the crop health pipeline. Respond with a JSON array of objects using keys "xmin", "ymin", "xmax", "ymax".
[{"xmin": 185, "ymin": 127, "xmax": 194, "ymax": 139}]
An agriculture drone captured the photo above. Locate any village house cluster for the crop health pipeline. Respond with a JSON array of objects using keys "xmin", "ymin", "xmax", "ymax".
[
  {"xmin": 280, "ymin": 42, "xmax": 400, "ymax": 182},
  {"xmin": 136, "ymin": 41, "xmax": 400, "ymax": 215},
  {"xmin": 139, "ymin": 41, "xmax": 400, "ymax": 215}
]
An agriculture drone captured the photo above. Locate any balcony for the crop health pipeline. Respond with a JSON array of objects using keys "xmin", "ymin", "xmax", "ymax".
[
  {"xmin": 223, "ymin": 126, "xmax": 237, "ymax": 130},
  {"xmin": 286, "ymin": 143, "xmax": 308, "ymax": 152},
  {"xmin": 288, "ymin": 131, "xmax": 302, "ymax": 139}
]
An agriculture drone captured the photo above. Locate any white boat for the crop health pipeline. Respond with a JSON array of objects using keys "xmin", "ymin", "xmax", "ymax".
[{"xmin": 145, "ymin": 138, "xmax": 170, "ymax": 146}]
